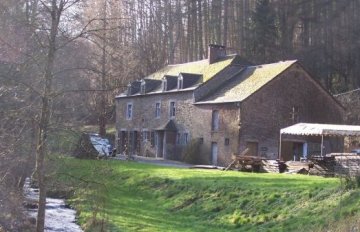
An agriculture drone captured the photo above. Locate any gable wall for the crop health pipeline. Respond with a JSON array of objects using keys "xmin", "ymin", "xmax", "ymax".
[{"xmin": 240, "ymin": 64, "xmax": 344, "ymax": 159}]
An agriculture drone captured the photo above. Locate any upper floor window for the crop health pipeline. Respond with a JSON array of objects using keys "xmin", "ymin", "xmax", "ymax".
[
  {"xmin": 211, "ymin": 110, "xmax": 219, "ymax": 131},
  {"xmin": 169, "ymin": 101, "xmax": 176, "ymax": 118},
  {"xmin": 225, "ymin": 138, "xmax": 230, "ymax": 146},
  {"xmin": 155, "ymin": 102, "xmax": 161, "ymax": 118},
  {"xmin": 126, "ymin": 103, "xmax": 133, "ymax": 120},
  {"xmin": 140, "ymin": 80, "xmax": 146, "ymax": 94},
  {"xmin": 177, "ymin": 75, "xmax": 183, "ymax": 89}
]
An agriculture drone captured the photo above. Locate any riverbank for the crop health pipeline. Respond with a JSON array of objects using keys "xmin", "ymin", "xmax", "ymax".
[
  {"xmin": 50, "ymin": 156, "xmax": 360, "ymax": 231},
  {"xmin": 23, "ymin": 178, "xmax": 83, "ymax": 232}
]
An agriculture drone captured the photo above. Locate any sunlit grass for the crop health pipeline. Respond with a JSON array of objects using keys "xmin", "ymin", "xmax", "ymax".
[{"xmin": 50, "ymin": 156, "xmax": 360, "ymax": 232}]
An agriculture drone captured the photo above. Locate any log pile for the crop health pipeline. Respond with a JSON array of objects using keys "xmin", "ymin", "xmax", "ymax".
[
  {"xmin": 225, "ymin": 149, "xmax": 265, "ymax": 172},
  {"xmin": 284, "ymin": 161, "xmax": 311, "ymax": 174},
  {"xmin": 261, "ymin": 160, "xmax": 280, "ymax": 173}
]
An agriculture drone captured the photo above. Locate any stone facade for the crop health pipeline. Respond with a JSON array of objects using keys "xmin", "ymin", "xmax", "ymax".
[
  {"xmin": 116, "ymin": 90, "xmax": 240, "ymax": 165},
  {"xmin": 115, "ymin": 46, "xmax": 344, "ymax": 166},
  {"xmin": 239, "ymin": 64, "xmax": 344, "ymax": 161}
]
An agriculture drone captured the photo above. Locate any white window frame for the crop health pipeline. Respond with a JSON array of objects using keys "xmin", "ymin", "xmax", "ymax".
[
  {"xmin": 155, "ymin": 101, "xmax": 161, "ymax": 118},
  {"xmin": 169, "ymin": 101, "xmax": 176, "ymax": 118},
  {"xmin": 126, "ymin": 102, "xmax": 133, "ymax": 120}
]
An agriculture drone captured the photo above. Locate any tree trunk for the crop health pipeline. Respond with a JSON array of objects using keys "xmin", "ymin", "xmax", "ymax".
[
  {"xmin": 35, "ymin": 0, "xmax": 60, "ymax": 231},
  {"xmin": 99, "ymin": 0, "xmax": 108, "ymax": 137}
]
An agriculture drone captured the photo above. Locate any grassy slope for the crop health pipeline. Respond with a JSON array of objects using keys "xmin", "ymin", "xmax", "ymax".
[{"xmin": 50, "ymin": 157, "xmax": 360, "ymax": 232}]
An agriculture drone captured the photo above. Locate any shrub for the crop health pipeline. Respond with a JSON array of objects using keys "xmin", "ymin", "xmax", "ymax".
[
  {"xmin": 182, "ymin": 139, "xmax": 203, "ymax": 164},
  {"xmin": 343, "ymin": 173, "xmax": 360, "ymax": 190}
]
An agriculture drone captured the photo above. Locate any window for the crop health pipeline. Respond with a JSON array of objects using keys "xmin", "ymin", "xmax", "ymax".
[
  {"xmin": 155, "ymin": 102, "xmax": 161, "ymax": 118},
  {"xmin": 126, "ymin": 103, "xmax": 133, "ymax": 120},
  {"xmin": 169, "ymin": 101, "xmax": 176, "ymax": 118},
  {"xmin": 225, "ymin": 138, "xmax": 230, "ymax": 146},
  {"xmin": 162, "ymin": 79, "xmax": 167, "ymax": 92},
  {"xmin": 211, "ymin": 110, "xmax": 219, "ymax": 131},
  {"xmin": 183, "ymin": 133, "xmax": 189, "ymax": 145},
  {"xmin": 199, "ymin": 138, "xmax": 204, "ymax": 144},
  {"xmin": 142, "ymin": 130, "xmax": 149, "ymax": 142},
  {"xmin": 140, "ymin": 80, "xmax": 146, "ymax": 94},
  {"xmin": 178, "ymin": 75, "xmax": 183, "ymax": 89}
]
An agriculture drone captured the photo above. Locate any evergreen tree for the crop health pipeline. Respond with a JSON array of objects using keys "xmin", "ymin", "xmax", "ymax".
[{"xmin": 249, "ymin": 0, "xmax": 278, "ymax": 63}]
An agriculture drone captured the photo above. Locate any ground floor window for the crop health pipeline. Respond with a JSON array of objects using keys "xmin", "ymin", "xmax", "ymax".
[
  {"xmin": 142, "ymin": 130, "xmax": 149, "ymax": 142},
  {"xmin": 183, "ymin": 133, "xmax": 189, "ymax": 145}
]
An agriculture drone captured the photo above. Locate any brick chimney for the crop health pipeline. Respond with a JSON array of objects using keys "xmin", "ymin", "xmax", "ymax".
[{"xmin": 208, "ymin": 44, "xmax": 226, "ymax": 64}]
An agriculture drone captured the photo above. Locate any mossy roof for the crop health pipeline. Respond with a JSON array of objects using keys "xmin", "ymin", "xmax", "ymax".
[
  {"xmin": 146, "ymin": 55, "xmax": 238, "ymax": 82},
  {"xmin": 196, "ymin": 60, "xmax": 297, "ymax": 104}
]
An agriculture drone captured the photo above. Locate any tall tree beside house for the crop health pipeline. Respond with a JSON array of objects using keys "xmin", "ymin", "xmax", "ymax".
[{"xmin": 249, "ymin": 0, "xmax": 279, "ymax": 63}]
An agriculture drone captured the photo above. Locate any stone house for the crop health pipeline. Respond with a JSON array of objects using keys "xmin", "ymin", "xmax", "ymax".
[{"xmin": 115, "ymin": 45, "xmax": 344, "ymax": 166}]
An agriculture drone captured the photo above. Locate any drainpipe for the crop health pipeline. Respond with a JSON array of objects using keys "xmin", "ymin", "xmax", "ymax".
[
  {"xmin": 279, "ymin": 133, "xmax": 282, "ymax": 160},
  {"xmin": 236, "ymin": 102, "xmax": 241, "ymax": 154}
]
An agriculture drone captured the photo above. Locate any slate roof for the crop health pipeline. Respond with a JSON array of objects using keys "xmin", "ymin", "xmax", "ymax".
[
  {"xmin": 163, "ymin": 75, "xmax": 178, "ymax": 91},
  {"xmin": 143, "ymin": 79, "xmax": 162, "ymax": 93},
  {"xmin": 155, "ymin": 120, "xmax": 177, "ymax": 131},
  {"xmin": 128, "ymin": 81, "xmax": 141, "ymax": 95},
  {"xmin": 180, "ymin": 73, "xmax": 203, "ymax": 89},
  {"xmin": 196, "ymin": 60, "xmax": 297, "ymax": 104}
]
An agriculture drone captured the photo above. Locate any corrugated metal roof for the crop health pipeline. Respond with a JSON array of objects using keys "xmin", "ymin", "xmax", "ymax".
[
  {"xmin": 196, "ymin": 60, "xmax": 297, "ymax": 104},
  {"xmin": 280, "ymin": 123, "xmax": 360, "ymax": 136}
]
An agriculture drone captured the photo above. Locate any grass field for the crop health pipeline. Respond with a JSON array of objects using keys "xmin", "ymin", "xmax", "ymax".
[{"xmin": 49, "ymin": 156, "xmax": 360, "ymax": 232}]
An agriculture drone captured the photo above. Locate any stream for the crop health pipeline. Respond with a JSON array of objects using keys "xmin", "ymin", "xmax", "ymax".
[{"xmin": 23, "ymin": 178, "xmax": 83, "ymax": 232}]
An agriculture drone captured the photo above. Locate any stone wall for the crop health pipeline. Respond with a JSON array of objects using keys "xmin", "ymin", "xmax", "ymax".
[
  {"xmin": 333, "ymin": 154, "xmax": 360, "ymax": 177},
  {"xmin": 240, "ymin": 64, "xmax": 344, "ymax": 160},
  {"xmin": 116, "ymin": 91, "xmax": 240, "ymax": 166}
]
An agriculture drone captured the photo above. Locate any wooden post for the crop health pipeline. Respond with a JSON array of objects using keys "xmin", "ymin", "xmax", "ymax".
[{"xmin": 321, "ymin": 135, "xmax": 324, "ymax": 157}]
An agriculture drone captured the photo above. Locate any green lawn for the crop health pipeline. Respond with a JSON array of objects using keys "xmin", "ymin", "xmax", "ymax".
[{"xmin": 49, "ymin": 156, "xmax": 360, "ymax": 232}]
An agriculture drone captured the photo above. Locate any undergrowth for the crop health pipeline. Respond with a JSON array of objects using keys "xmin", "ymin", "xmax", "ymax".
[{"xmin": 50, "ymin": 156, "xmax": 360, "ymax": 232}]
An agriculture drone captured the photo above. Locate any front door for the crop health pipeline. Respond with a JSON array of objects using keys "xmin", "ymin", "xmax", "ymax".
[
  {"xmin": 246, "ymin": 142, "xmax": 259, "ymax": 156},
  {"xmin": 211, "ymin": 142, "xmax": 218, "ymax": 165},
  {"xmin": 156, "ymin": 131, "xmax": 164, "ymax": 158}
]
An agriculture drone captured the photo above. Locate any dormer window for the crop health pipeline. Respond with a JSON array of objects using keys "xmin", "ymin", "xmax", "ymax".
[
  {"xmin": 162, "ymin": 79, "xmax": 167, "ymax": 92},
  {"xmin": 127, "ymin": 83, "xmax": 131, "ymax": 96},
  {"xmin": 177, "ymin": 75, "xmax": 183, "ymax": 89},
  {"xmin": 140, "ymin": 80, "xmax": 146, "ymax": 94}
]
